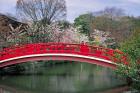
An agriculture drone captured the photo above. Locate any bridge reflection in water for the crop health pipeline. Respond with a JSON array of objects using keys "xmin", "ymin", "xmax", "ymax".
[{"xmin": 0, "ymin": 62, "xmax": 128, "ymax": 93}]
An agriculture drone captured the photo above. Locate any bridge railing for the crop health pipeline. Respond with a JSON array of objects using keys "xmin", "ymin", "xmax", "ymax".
[{"xmin": 0, "ymin": 43, "xmax": 128, "ymax": 65}]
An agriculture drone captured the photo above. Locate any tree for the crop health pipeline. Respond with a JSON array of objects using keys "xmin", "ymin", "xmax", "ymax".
[
  {"xmin": 121, "ymin": 29, "xmax": 140, "ymax": 62},
  {"xmin": 92, "ymin": 7, "xmax": 132, "ymax": 43},
  {"xmin": 26, "ymin": 22, "xmax": 88, "ymax": 43},
  {"xmin": 116, "ymin": 28, "xmax": 140, "ymax": 91},
  {"xmin": 16, "ymin": 0, "xmax": 67, "ymax": 24},
  {"xmin": 74, "ymin": 13, "xmax": 93, "ymax": 37},
  {"xmin": 74, "ymin": 8, "xmax": 132, "ymax": 44}
]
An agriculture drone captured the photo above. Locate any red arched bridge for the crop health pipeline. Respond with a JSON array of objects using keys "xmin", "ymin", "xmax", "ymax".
[{"xmin": 0, "ymin": 43, "xmax": 128, "ymax": 69}]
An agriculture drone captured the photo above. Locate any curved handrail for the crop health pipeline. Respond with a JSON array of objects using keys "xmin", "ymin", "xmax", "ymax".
[{"xmin": 0, "ymin": 43, "xmax": 129, "ymax": 65}]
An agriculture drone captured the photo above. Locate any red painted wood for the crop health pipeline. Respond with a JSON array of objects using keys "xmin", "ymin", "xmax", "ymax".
[{"xmin": 0, "ymin": 43, "xmax": 128, "ymax": 68}]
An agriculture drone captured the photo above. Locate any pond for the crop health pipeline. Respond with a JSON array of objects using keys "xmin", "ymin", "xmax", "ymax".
[{"xmin": 0, "ymin": 62, "xmax": 128, "ymax": 93}]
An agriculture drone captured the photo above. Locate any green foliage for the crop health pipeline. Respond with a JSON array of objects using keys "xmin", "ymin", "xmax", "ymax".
[
  {"xmin": 58, "ymin": 21, "xmax": 72, "ymax": 29},
  {"xmin": 116, "ymin": 61, "xmax": 140, "ymax": 90},
  {"xmin": 121, "ymin": 29, "xmax": 140, "ymax": 61},
  {"xmin": 74, "ymin": 12, "xmax": 132, "ymax": 44},
  {"xmin": 131, "ymin": 17, "xmax": 140, "ymax": 30},
  {"xmin": 74, "ymin": 13, "xmax": 93, "ymax": 35},
  {"xmin": 116, "ymin": 28, "xmax": 140, "ymax": 90}
]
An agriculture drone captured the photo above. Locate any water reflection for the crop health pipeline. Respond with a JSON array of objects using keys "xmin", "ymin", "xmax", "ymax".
[{"xmin": 0, "ymin": 62, "xmax": 126, "ymax": 93}]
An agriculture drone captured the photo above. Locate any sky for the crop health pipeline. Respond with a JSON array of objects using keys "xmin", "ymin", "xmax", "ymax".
[{"xmin": 0, "ymin": 0, "xmax": 140, "ymax": 22}]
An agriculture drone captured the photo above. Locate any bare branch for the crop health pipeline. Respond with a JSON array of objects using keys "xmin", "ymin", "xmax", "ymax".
[{"xmin": 16, "ymin": 0, "xmax": 67, "ymax": 24}]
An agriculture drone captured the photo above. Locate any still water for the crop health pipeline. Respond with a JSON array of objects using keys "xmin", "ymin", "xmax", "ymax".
[{"xmin": 0, "ymin": 62, "xmax": 126, "ymax": 93}]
